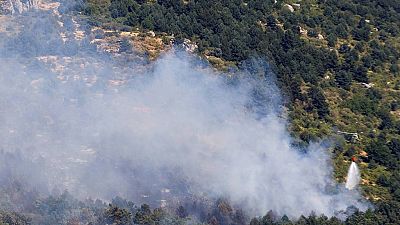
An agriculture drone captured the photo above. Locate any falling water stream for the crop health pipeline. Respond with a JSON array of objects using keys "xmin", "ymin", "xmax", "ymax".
[{"xmin": 345, "ymin": 162, "xmax": 361, "ymax": 190}]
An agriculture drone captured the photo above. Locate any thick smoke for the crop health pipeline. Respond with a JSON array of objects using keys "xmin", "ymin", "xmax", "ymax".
[{"xmin": 0, "ymin": 1, "xmax": 367, "ymax": 219}]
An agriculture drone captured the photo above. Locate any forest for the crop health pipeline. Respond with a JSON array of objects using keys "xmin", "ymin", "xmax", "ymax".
[
  {"xmin": 0, "ymin": 0, "xmax": 400, "ymax": 224},
  {"xmin": 75, "ymin": 0, "xmax": 400, "ymax": 224}
]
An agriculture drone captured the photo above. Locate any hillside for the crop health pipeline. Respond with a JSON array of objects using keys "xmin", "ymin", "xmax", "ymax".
[
  {"xmin": 0, "ymin": 0, "xmax": 399, "ymax": 224},
  {"xmin": 78, "ymin": 0, "xmax": 400, "ymax": 223},
  {"xmin": 80, "ymin": 0, "xmax": 400, "ymax": 196}
]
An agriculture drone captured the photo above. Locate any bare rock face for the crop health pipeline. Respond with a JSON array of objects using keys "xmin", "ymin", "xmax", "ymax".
[{"xmin": 0, "ymin": 0, "xmax": 40, "ymax": 15}]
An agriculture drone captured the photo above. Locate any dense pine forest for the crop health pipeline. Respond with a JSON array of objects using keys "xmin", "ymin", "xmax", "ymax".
[
  {"xmin": 1, "ymin": 0, "xmax": 400, "ymax": 224},
  {"xmin": 77, "ymin": 0, "xmax": 400, "ymax": 224}
]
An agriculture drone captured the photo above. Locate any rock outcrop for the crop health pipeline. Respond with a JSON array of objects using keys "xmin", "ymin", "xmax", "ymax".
[{"xmin": 0, "ymin": 0, "xmax": 40, "ymax": 15}]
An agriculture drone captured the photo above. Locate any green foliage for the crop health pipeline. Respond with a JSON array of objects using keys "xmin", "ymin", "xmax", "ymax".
[
  {"xmin": 308, "ymin": 86, "xmax": 330, "ymax": 119},
  {"xmin": 345, "ymin": 94, "xmax": 378, "ymax": 116},
  {"xmin": 99, "ymin": 204, "xmax": 133, "ymax": 225},
  {"xmin": 335, "ymin": 71, "xmax": 352, "ymax": 90},
  {"xmin": 66, "ymin": 0, "xmax": 400, "ymax": 224},
  {"xmin": 35, "ymin": 191, "xmax": 77, "ymax": 225}
]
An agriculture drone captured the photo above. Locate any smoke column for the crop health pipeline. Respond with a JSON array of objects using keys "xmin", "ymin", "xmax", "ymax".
[
  {"xmin": 0, "ymin": 0, "xmax": 369, "ymax": 219},
  {"xmin": 345, "ymin": 162, "xmax": 361, "ymax": 190}
]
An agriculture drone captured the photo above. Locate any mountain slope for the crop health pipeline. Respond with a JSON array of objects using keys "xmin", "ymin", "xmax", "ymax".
[{"xmin": 0, "ymin": 0, "xmax": 400, "ymax": 224}]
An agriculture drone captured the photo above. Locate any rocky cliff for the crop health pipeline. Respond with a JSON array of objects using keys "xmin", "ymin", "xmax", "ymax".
[{"xmin": 0, "ymin": 0, "xmax": 40, "ymax": 14}]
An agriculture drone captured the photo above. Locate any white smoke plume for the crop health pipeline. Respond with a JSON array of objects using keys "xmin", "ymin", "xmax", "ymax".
[{"xmin": 0, "ymin": 1, "xmax": 368, "ymax": 219}]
